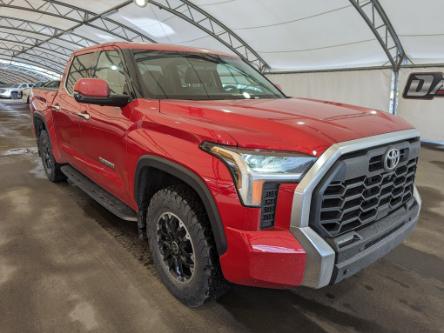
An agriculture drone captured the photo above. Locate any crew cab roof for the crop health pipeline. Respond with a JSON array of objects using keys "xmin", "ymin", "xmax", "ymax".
[{"xmin": 73, "ymin": 42, "xmax": 235, "ymax": 58}]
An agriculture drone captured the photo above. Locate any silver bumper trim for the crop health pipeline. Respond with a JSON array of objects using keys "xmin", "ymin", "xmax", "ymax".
[{"xmin": 290, "ymin": 129, "xmax": 421, "ymax": 288}]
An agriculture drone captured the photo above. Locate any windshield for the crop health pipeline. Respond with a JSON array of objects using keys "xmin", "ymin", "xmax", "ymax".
[
  {"xmin": 11, "ymin": 84, "xmax": 20, "ymax": 88},
  {"xmin": 134, "ymin": 51, "xmax": 285, "ymax": 100}
]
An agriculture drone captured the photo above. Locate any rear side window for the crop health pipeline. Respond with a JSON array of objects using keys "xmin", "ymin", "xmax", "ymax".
[
  {"xmin": 65, "ymin": 52, "xmax": 99, "ymax": 94},
  {"xmin": 94, "ymin": 50, "xmax": 128, "ymax": 95}
]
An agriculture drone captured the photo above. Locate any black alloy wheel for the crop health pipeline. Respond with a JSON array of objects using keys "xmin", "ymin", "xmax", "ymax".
[{"xmin": 156, "ymin": 212, "xmax": 195, "ymax": 283}]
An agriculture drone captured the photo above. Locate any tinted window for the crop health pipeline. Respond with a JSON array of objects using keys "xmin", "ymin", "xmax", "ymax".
[
  {"xmin": 66, "ymin": 52, "xmax": 99, "ymax": 94},
  {"xmin": 134, "ymin": 52, "xmax": 284, "ymax": 100},
  {"xmin": 94, "ymin": 51, "xmax": 128, "ymax": 95},
  {"xmin": 43, "ymin": 80, "xmax": 60, "ymax": 89}
]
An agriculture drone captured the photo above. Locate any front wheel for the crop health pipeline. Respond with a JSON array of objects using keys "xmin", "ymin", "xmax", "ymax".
[
  {"xmin": 38, "ymin": 130, "xmax": 65, "ymax": 182},
  {"xmin": 146, "ymin": 185, "xmax": 227, "ymax": 307}
]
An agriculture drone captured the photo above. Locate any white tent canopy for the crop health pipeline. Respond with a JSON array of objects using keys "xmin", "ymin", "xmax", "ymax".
[{"xmin": 0, "ymin": 0, "xmax": 443, "ymax": 81}]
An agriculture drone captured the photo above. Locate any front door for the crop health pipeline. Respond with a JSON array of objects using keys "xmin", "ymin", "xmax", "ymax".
[
  {"xmin": 76, "ymin": 49, "xmax": 134, "ymax": 203},
  {"xmin": 52, "ymin": 89, "xmax": 83, "ymax": 164},
  {"xmin": 53, "ymin": 51, "xmax": 99, "ymax": 167}
]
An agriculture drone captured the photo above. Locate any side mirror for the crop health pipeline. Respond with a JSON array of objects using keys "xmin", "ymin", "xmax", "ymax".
[{"xmin": 73, "ymin": 78, "xmax": 130, "ymax": 107}]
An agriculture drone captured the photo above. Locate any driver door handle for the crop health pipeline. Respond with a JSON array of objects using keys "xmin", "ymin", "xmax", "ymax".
[
  {"xmin": 52, "ymin": 104, "xmax": 61, "ymax": 112},
  {"xmin": 77, "ymin": 111, "xmax": 91, "ymax": 120}
]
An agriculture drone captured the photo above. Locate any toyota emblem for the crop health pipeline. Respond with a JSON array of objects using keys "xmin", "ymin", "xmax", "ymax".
[{"xmin": 384, "ymin": 148, "xmax": 401, "ymax": 171}]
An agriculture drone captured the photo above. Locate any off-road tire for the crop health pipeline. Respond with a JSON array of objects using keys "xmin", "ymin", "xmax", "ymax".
[
  {"xmin": 146, "ymin": 185, "xmax": 227, "ymax": 307},
  {"xmin": 38, "ymin": 130, "xmax": 65, "ymax": 182}
]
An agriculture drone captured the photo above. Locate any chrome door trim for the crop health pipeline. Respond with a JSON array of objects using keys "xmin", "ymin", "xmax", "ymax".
[{"xmin": 99, "ymin": 157, "xmax": 115, "ymax": 169}]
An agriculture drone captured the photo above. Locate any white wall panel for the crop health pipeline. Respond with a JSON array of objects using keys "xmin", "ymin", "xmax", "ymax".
[
  {"xmin": 398, "ymin": 67, "xmax": 444, "ymax": 143},
  {"xmin": 267, "ymin": 69, "xmax": 392, "ymax": 112}
]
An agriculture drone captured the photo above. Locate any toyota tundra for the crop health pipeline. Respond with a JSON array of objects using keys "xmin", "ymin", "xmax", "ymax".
[{"xmin": 30, "ymin": 42, "xmax": 421, "ymax": 307}]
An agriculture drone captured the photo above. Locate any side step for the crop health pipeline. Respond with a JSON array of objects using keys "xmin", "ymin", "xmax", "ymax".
[{"xmin": 61, "ymin": 165, "xmax": 138, "ymax": 222}]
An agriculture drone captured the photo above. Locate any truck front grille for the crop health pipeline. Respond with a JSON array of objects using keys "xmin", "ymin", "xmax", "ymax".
[{"xmin": 310, "ymin": 139, "xmax": 420, "ymax": 238}]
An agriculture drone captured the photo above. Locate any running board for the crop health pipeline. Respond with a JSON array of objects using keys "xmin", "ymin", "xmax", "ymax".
[{"xmin": 61, "ymin": 165, "xmax": 138, "ymax": 222}]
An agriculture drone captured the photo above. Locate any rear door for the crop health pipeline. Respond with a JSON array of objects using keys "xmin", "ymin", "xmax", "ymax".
[
  {"xmin": 52, "ymin": 52, "xmax": 99, "ymax": 166},
  {"xmin": 76, "ymin": 48, "xmax": 135, "ymax": 202}
]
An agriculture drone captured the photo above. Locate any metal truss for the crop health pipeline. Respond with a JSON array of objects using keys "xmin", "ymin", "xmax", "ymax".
[
  {"xmin": 0, "ymin": 46, "xmax": 66, "ymax": 71},
  {"xmin": 0, "ymin": 74, "xmax": 16, "ymax": 84},
  {"xmin": 0, "ymin": 16, "xmax": 96, "ymax": 49},
  {"xmin": 0, "ymin": 36, "xmax": 70, "ymax": 64},
  {"xmin": 0, "ymin": 0, "xmax": 157, "ymax": 76},
  {"xmin": 0, "ymin": 0, "xmax": 408, "ymax": 81},
  {"xmin": 0, "ymin": 0, "xmax": 269, "ymax": 73},
  {"xmin": 0, "ymin": 57, "xmax": 59, "ymax": 79},
  {"xmin": 349, "ymin": 0, "xmax": 407, "ymax": 71},
  {"xmin": 0, "ymin": 56, "xmax": 53, "ymax": 75},
  {"xmin": 0, "ymin": 0, "xmax": 156, "ymax": 49},
  {"xmin": 0, "ymin": 68, "xmax": 38, "ymax": 83},
  {"xmin": 0, "ymin": 49, "xmax": 65, "ymax": 74},
  {"xmin": 0, "ymin": 71, "xmax": 19, "ymax": 84},
  {"xmin": 148, "ymin": 0, "xmax": 270, "ymax": 72},
  {"xmin": 0, "ymin": 29, "xmax": 79, "ymax": 58},
  {"xmin": 0, "ymin": 62, "xmax": 51, "ymax": 82}
]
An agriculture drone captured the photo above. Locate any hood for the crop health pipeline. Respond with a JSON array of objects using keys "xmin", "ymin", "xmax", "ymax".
[{"xmin": 159, "ymin": 98, "xmax": 414, "ymax": 156}]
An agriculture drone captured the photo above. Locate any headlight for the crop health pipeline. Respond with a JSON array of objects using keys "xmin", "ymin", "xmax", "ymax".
[{"xmin": 201, "ymin": 142, "xmax": 316, "ymax": 207}]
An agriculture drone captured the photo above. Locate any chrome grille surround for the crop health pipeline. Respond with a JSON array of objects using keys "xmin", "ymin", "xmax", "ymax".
[
  {"xmin": 311, "ymin": 139, "xmax": 419, "ymax": 238},
  {"xmin": 289, "ymin": 129, "xmax": 421, "ymax": 289}
]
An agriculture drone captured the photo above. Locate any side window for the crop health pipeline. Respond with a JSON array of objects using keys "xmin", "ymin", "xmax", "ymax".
[
  {"xmin": 66, "ymin": 52, "xmax": 99, "ymax": 94},
  {"xmin": 94, "ymin": 50, "xmax": 128, "ymax": 95}
]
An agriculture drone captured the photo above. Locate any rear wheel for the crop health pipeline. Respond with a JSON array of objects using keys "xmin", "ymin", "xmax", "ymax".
[
  {"xmin": 11, "ymin": 92, "xmax": 20, "ymax": 99},
  {"xmin": 38, "ymin": 130, "xmax": 65, "ymax": 182},
  {"xmin": 146, "ymin": 185, "xmax": 227, "ymax": 307}
]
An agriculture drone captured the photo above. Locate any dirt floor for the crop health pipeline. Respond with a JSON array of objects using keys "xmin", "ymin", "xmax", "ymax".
[{"xmin": 0, "ymin": 101, "xmax": 443, "ymax": 333}]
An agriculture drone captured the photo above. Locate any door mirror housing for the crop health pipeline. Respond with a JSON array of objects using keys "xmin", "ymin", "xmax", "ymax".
[{"xmin": 73, "ymin": 78, "xmax": 130, "ymax": 107}]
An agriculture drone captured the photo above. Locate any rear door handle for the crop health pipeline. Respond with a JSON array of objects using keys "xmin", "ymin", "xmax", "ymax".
[
  {"xmin": 77, "ymin": 111, "xmax": 91, "ymax": 120},
  {"xmin": 52, "ymin": 104, "xmax": 61, "ymax": 112}
]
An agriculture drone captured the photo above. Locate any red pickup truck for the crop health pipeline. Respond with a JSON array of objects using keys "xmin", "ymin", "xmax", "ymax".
[{"xmin": 30, "ymin": 42, "xmax": 421, "ymax": 307}]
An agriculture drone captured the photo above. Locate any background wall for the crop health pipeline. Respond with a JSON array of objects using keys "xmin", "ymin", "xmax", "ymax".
[
  {"xmin": 268, "ymin": 67, "xmax": 444, "ymax": 143},
  {"xmin": 267, "ymin": 69, "xmax": 393, "ymax": 112},
  {"xmin": 397, "ymin": 67, "xmax": 444, "ymax": 143}
]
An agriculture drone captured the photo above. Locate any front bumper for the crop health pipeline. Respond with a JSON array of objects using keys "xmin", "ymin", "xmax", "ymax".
[
  {"xmin": 330, "ymin": 193, "xmax": 420, "ymax": 284},
  {"xmin": 219, "ymin": 228, "xmax": 306, "ymax": 288},
  {"xmin": 218, "ymin": 129, "xmax": 421, "ymax": 289}
]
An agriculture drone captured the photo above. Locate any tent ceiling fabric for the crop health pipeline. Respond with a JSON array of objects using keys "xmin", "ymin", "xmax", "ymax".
[
  {"xmin": 379, "ymin": 0, "xmax": 444, "ymax": 65},
  {"xmin": 0, "ymin": 60, "xmax": 57, "ymax": 83},
  {"xmin": 0, "ymin": 0, "xmax": 442, "ymax": 82}
]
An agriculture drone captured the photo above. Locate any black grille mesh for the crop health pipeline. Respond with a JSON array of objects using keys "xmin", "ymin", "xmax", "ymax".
[
  {"xmin": 311, "ymin": 140, "xmax": 419, "ymax": 238},
  {"xmin": 260, "ymin": 183, "xmax": 279, "ymax": 228}
]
